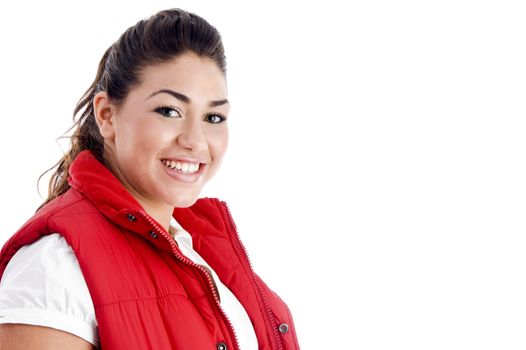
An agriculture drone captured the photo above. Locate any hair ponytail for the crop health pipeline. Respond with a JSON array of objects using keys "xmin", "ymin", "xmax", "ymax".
[{"xmin": 38, "ymin": 47, "xmax": 111, "ymax": 209}]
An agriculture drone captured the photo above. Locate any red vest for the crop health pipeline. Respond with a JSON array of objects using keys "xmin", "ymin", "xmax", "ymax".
[{"xmin": 0, "ymin": 150, "xmax": 300, "ymax": 350}]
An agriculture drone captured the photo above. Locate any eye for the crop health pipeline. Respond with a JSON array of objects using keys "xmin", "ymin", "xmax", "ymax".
[
  {"xmin": 155, "ymin": 105, "xmax": 181, "ymax": 118},
  {"xmin": 206, "ymin": 113, "xmax": 227, "ymax": 124}
]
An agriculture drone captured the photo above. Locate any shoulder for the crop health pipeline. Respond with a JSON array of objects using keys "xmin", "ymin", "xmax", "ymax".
[
  {"xmin": 3, "ymin": 233, "xmax": 80, "ymax": 277},
  {"xmin": 0, "ymin": 233, "xmax": 99, "ymax": 347},
  {"xmin": 1, "ymin": 233, "xmax": 93, "ymax": 298},
  {"xmin": 41, "ymin": 189, "xmax": 99, "ymax": 221}
]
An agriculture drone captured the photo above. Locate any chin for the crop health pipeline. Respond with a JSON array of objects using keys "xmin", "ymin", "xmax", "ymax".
[{"xmin": 170, "ymin": 194, "xmax": 199, "ymax": 208}]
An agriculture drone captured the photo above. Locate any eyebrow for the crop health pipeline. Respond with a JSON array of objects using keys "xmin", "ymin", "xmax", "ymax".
[{"xmin": 146, "ymin": 89, "xmax": 229, "ymax": 108}]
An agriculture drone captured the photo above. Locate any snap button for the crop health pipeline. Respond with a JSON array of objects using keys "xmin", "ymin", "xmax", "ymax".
[
  {"xmin": 149, "ymin": 231, "xmax": 158, "ymax": 239},
  {"xmin": 127, "ymin": 213, "xmax": 137, "ymax": 222},
  {"xmin": 216, "ymin": 342, "xmax": 228, "ymax": 350},
  {"xmin": 278, "ymin": 323, "xmax": 289, "ymax": 334}
]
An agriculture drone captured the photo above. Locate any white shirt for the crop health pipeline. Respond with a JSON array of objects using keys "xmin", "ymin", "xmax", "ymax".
[{"xmin": 0, "ymin": 218, "xmax": 258, "ymax": 349}]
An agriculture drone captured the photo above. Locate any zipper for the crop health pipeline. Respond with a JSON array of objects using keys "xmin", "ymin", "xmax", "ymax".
[
  {"xmin": 220, "ymin": 200, "xmax": 284, "ymax": 350},
  {"xmin": 139, "ymin": 211, "xmax": 240, "ymax": 350}
]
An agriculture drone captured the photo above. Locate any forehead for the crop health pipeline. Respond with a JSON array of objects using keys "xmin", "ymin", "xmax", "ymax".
[{"xmin": 135, "ymin": 53, "xmax": 227, "ymax": 101}]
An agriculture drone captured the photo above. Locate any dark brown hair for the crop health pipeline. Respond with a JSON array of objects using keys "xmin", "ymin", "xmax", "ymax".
[{"xmin": 39, "ymin": 8, "xmax": 226, "ymax": 209}]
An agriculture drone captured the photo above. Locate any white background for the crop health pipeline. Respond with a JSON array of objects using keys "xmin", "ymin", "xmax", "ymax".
[{"xmin": 0, "ymin": 1, "xmax": 525, "ymax": 349}]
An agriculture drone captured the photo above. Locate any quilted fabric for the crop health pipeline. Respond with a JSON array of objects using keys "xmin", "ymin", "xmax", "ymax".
[{"xmin": 0, "ymin": 150, "xmax": 300, "ymax": 350}]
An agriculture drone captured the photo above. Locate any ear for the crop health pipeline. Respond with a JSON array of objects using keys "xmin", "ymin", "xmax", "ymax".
[{"xmin": 93, "ymin": 91, "xmax": 116, "ymax": 140}]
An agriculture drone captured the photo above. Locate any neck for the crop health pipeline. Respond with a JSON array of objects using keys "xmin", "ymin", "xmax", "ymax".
[
  {"xmin": 121, "ymin": 184, "xmax": 173, "ymax": 231},
  {"xmin": 137, "ymin": 198, "xmax": 173, "ymax": 232}
]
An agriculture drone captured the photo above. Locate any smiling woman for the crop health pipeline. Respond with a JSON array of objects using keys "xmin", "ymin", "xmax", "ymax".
[
  {"xmin": 0, "ymin": 8, "xmax": 299, "ymax": 350},
  {"xmin": 93, "ymin": 53, "xmax": 230, "ymax": 228}
]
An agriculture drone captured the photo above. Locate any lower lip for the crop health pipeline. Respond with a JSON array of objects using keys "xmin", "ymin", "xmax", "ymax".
[{"xmin": 161, "ymin": 161, "xmax": 206, "ymax": 183}]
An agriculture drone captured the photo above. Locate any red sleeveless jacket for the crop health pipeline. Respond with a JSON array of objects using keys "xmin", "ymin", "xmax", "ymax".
[{"xmin": 0, "ymin": 150, "xmax": 300, "ymax": 350}]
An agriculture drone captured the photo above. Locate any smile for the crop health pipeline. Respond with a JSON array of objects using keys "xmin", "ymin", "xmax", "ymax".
[{"xmin": 161, "ymin": 159, "xmax": 201, "ymax": 174}]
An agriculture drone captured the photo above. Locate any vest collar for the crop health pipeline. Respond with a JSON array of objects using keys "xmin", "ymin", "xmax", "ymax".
[{"xmin": 67, "ymin": 150, "xmax": 231, "ymax": 252}]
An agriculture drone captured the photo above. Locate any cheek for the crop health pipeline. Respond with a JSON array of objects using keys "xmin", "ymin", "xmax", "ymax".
[
  {"xmin": 117, "ymin": 118, "xmax": 167, "ymax": 154},
  {"xmin": 209, "ymin": 128, "xmax": 229, "ymax": 159}
]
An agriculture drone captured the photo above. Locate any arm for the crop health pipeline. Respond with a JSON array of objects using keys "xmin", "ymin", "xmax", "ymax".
[
  {"xmin": 0, "ymin": 324, "xmax": 96, "ymax": 350},
  {"xmin": 0, "ymin": 234, "xmax": 99, "ymax": 349}
]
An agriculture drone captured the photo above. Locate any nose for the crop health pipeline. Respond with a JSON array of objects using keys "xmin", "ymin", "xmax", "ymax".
[{"xmin": 176, "ymin": 117, "xmax": 207, "ymax": 152}]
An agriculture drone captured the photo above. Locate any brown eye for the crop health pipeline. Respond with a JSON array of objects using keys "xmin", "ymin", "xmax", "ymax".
[
  {"xmin": 206, "ymin": 113, "xmax": 226, "ymax": 124},
  {"xmin": 155, "ymin": 106, "xmax": 181, "ymax": 118}
]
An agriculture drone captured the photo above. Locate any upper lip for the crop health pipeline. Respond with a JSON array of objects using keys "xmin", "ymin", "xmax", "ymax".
[{"xmin": 161, "ymin": 156, "xmax": 208, "ymax": 164}]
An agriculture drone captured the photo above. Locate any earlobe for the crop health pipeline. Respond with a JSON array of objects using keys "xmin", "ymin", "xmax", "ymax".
[{"xmin": 93, "ymin": 91, "xmax": 116, "ymax": 140}]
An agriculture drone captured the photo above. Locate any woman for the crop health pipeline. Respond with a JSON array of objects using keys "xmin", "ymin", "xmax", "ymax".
[{"xmin": 0, "ymin": 8, "xmax": 299, "ymax": 350}]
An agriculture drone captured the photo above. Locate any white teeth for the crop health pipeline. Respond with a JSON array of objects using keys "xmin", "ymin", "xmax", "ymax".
[{"xmin": 162, "ymin": 160, "xmax": 200, "ymax": 174}]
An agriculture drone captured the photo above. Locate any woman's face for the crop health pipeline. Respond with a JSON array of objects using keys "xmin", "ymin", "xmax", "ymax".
[{"xmin": 95, "ymin": 52, "xmax": 229, "ymax": 212}]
